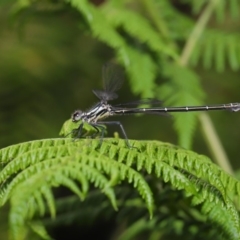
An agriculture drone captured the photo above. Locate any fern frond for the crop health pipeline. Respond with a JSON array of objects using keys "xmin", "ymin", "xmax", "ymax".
[
  {"xmin": 154, "ymin": 0, "xmax": 195, "ymax": 41},
  {"xmin": 1, "ymin": 138, "xmax": 240, "ymax": 239},
  {"xmin": 102, "ymin": 2, "xmax": 177, "ymax": 58},
  {"xmin": 156, "ymin": 1, "xmax": 240, "ymax": 73},
  {"xmin": 72, "ymin": 148, "xmax": 154, "ymax": 216},
  {"xmin": 105, "ymin": 141, "xmax": 222, "ymax": 206},
  {"xmin": 202, "ymin": 199, "xmax": 240, "ymax": 240},
  {"xmin": 94, "ymin": 139, "xmax": 239, "ymax": 215},
  {"xmin": 0, "ymin": 138, "xmax": 73, "ymax": 164},
  {"xmin": 68, "ymin": 0, "xmax": 129, "ymax": 57},
  {"xmin": 28, "ymin": 221, "xmax": 53, "ymax": 240},
  {"xmin": 190, "ymin": 29, "xmax": 240, "ymax": 71},
  {"xmin": 123, "ymin": 48, "xmax": 157, "ymax": 97},
  {"xmin": 229, "ymin": 0, "xmax": 240, "ymax": 19},
  {"xmin": 140, "ymin": 141, "xmax": 239, "ymax": 201},
  {"xmin": 66, "ymin": 0, "xmax": 179, "ymax": 99},
  {"xmin": 7, "ymin": 159, "xmax": 116, "ymax": 239},
  {"xmin": 117, "ymin": 217, "xmax": 156, "ymax": 240},
  {"xmin": 79, "ymin": 0, "xmax": 175, "ymax": 57},
  {"xmin": 158, "ymin": 62, "xmax": 205, "ymax": 148},
  {"xmin": 34, "ymin": 191, "xmax": 46, "ymax": 217},
  {"xmin": 48, "ymin": 192, "xmax": 115, "ymax": 227},
  {"xmin": 182, "ymin": 0, "xmax": 240, "ymax": 21}
]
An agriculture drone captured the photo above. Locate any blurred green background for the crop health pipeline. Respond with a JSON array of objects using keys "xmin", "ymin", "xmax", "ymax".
[{"xmin": 0, "ymin": 0, "xmax": 240, "ymax": 238}]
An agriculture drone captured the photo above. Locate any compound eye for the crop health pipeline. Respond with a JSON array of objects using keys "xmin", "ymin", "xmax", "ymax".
[{"xmin": 71, "ymin": 110, "xmax": 82, "ymax": 122}]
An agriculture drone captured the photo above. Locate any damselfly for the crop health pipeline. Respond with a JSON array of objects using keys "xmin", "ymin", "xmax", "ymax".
[{"xmin": 71, "ymin": 64, "xmax": 240, "ymax": 147}]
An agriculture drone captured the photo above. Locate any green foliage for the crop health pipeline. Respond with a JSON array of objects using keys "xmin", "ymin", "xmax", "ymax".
[
  {"xmin": 191, "ymin": 30, "xmax": 240, "ymax": 72},
  {"xmin": 5, "ymin": 0, "xmax": 240, "ymax": 150},
  {"xmin": 0, "ymin": 136, "xmax": 240, "ymax": 239},
  {"xmin": 58, "ymin": 0, "xmax": 240, "ymax": 149},
  {"xmin": 59, "ymin": 119, "xmax": 106, "ymax": 138},
  {"xmin": 62, "ymin": 0, "xmax": 205, "ymax": 149},
  {"xmin": 158, "ymin": 63, "xmax": 205, "ymax": 148},
  {"xmin": 1, "ymin": 0, "xmax": 240, "ymax": 239}
]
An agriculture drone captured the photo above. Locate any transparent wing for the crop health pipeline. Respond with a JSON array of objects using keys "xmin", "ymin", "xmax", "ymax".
[
  {"xmin": 114, "ymin": 98, "xmax": 163, "ymax": 107},
  {"xmin": 93, "ymin": 63, "xmax": 124, "ymax": 101},
  {"xmin": 102, "ymin": 62, "xmax": 124, "ymax": 93},
  {"xmin": 92, "ymin": 89, "xmax": 118, "ymax": 101}
]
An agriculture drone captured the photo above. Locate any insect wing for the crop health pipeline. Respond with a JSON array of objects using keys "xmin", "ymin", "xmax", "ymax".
[
  {"xmin": 92, "ymin": 89, "xmax": 118, "ymax": 101},
  {"xmin": 102, "ymin": 63, "xmax": 124, "ymax": 94}
]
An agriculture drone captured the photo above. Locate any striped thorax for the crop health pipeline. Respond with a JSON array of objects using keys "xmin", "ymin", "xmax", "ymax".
[{"xmin": 72, "ymin": 101, "xmax": 113, "ymax": 123}]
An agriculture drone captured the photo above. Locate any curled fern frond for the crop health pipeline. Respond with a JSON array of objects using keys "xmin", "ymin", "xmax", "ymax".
[{"xmin": 1, "ymin": 137, "xmax": 240, "ymax": 239}]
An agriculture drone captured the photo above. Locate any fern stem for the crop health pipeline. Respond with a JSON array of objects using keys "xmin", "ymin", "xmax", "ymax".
[
  {"xmin": 140, "ymin": 0, "xmax": 169, "ymax": 40},
  {"xmin": 180, "ymin": 0, "xmax": 219, "ymax": 66},
  {"xmin": 178, "ymin": 0, "xmax": 233, "ymax": 174},
  {"xmin": 199, "ymin": 113, "xmax": 233, "ymax": 174}
]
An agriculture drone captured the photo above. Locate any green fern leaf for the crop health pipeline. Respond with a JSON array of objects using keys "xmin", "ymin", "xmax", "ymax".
[
  {"xmin": 102, "ymin": 3, "xmax": 177, "ymax": 59},
  {"xmin": 158, "ymin": 62, "xmax": 205, "ymax": 148},
  {"xmin": 190, "ymin": 30, "xmax": 240, "ymax": 71},
  {"xmin": 118, "ymin": 217, "xmax": 156, "ymax": 240},
  {"xmin": 67, "ymin": 0, "xmax": 178, "ymax": 99},
  {"xmin": 34, "ymin": 191, "xmax": 46, "ymax": 217},
  {"xmin": 227, "ymin": 35, "xmax": 239, "ymax": 70},
  {"xmin": 215, "ymin": 36, "xmax": 225, "ymax": 72},
  {"xmin": 38, "ymin": 184, "xmax": 56, "ymax": 218},
  {"xmin": 183, "ymin": 0, "xmax": 239, "ymax": 22},
  {"xmin": 1, "ymin": 137, "xmax": 240, "ymax": 239},
  {"xmin": 202, "ymin": 199, "xmax": 240, "ymax": 239},
  {"xmin": 29, "ymin": 221, "xmax": 53, "ymax": 240},
  {"xmin": 229, "ymin": 0, "xmax": 240, "ymax": 18},
  {"xmin": 122, "ymin": 48, "xmax": 157, "ymax": 97}
]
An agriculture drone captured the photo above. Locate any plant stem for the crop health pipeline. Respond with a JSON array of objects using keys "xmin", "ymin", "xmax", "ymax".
[
  {"xmin": 179, "ymin": 0, "xmax": 233, "ymax": 174},
  {"xmin": 180, "ymin": 0, "xmax": 219, "ymax": 66},
  {"xmin": 199, "ymin": 113, "xmax": 233, "ymax": 174},
  {"xmin": 140, "ymin": 0, "xmax": 169, "ymax": 40}
]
